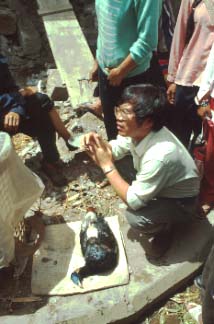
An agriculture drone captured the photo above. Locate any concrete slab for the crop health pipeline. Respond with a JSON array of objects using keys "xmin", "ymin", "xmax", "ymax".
[
  {"xmin": 37, "ymin": 0, "xmax": 95, "ymax": 107},
  {"xmin": 2, "ymin": 212, "xmax": 214, "ymax": 324}
]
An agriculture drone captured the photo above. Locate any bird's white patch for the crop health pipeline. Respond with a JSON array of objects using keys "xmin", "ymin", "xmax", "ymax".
[{"xmin": 86, "ymin": 225, "xmax": 98, "ymax": 239}]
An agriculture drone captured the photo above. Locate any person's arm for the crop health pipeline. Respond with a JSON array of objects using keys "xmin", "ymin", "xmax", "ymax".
[
  {"xmin": 0, "ymin": 93, "xmax": 25, "ymax": 132},
  {"xmin": 104, "ymin": 168, "xmax": 129, "ymax": 203},
  {"xmin": 167, "ymin": 0, "xmax": 191, "ymax": 104},
  {"xmin": 108, "ymin": 0, "xmax": 162, "ymax": 86},
  {"xmin": 107, "ymin": 55, "xmax": 137, "ymax": 87},
  {"xmin": 89, "ymin": 59, "xmax": 99, "ymax": 82},
  {"xmin": 194, "ymin": 43, "xmax": 214, "ymax": 119},
  {"xmin": 167, "ymin": 0, "xmax": 192, "ymax": 83},
  {"xmin": 81, "ymin": 132, "xmax": 130, "ymax": 203},
  {"xmin": 197, "ymin": 43, "xmax": 214, "ymax": 102}
]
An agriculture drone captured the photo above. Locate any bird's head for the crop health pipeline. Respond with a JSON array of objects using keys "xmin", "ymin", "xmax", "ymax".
[{"xmin": 70, "ymin": 269, "xmax": 83, "ymax": 288}]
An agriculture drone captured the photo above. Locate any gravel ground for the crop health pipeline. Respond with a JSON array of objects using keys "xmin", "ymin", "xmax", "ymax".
[{"xmin": 0, "ymin": 104, "xmax": 201, "ymax": 323}]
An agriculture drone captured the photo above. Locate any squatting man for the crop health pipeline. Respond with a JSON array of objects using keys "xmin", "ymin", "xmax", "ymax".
[{"xmin": 81, "ymin": 84, "xmax": 200, "ymax": 258}]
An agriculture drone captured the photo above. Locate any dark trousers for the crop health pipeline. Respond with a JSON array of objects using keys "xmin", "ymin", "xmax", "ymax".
[
  {"xmin": 98, "ymin": 53, "xmax": 166, "ymax": 140},
  {"xmin": 1, "ymin": 94, "xmax": 59, "ymax": 163},
  {"xmin": 168, "ymin": 85, "xmax": 202, "ymax": 149},
  {"xmin": 125, "ymin": 196, "xmax": 198, "ymax": 235}
]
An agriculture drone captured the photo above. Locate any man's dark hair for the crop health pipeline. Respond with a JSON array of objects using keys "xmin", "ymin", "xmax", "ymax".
[{"xmin": 121, "ymin": 84, "xmax": 168, "ymax": 131}]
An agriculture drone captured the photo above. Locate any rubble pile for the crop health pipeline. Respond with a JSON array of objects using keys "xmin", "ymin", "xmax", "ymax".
[{"xmin": 0, "ymin": 0, "xmax": 97, "ymax": 84}]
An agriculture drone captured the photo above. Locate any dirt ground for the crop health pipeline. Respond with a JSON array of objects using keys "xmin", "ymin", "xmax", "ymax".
[{"xmin": 0, "ymin": 118, "xmax": 202, "ymax": 323}]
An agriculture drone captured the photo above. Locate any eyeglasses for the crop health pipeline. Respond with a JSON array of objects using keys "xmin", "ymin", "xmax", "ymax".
[{"xmin": 114, "ymin": 104, "xmax": 135, "ymax": 119}]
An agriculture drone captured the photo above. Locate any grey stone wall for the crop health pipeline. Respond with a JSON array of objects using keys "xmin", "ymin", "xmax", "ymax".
[
  {"xmin": 0, "ymin": 0, "xmax": 97, "ymax": 76},
  {"xmin": 0, "ymin": 0, "xmax": 54, "ymax": 73},
  {"xmin": 71, "ymin": 0, "xmax": 97, "ymax": 56}
]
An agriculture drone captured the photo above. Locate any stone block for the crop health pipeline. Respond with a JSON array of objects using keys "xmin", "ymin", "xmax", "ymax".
[
  {"xmin": 46, "ymin": 69, "xmax": 68, "ymax": 101},
  {"xmin": 0, "ymin": 8, "xmax": 16, "ymax": 35}
]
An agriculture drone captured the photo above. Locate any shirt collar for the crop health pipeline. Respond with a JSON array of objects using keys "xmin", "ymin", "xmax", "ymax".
[{"xmin": 131, "ymin": 131, "xmax": 156, "ymax": 156}]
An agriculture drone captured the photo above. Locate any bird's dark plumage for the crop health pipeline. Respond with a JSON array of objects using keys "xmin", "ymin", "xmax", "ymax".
[{"xmin": 71, "ymin": 208, "xmax": 118, "ymax": 286}]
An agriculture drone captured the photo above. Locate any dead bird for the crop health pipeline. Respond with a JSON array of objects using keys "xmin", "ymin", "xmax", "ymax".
[{"xmin": 71, "ymin": 208, "xmax": 119, "ymax": 287}]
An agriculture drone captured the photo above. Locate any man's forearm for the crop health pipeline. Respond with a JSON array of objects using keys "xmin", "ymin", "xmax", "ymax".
[
  {"xmin": 118, "ymin": 54, "xmax": 137, "ymax": 77},
  {"xmin": 104, "ymin": 167, "xmax": 129, "ymax": 204}
]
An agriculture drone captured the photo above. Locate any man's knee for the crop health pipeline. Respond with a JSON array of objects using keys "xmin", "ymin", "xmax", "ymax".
[
  {"xmin": 125, "ymin": 208, "xmax": 167, "ymax": 235},
  {"xmin": 25, "ymin": 92, "xmax": 54, "ymax": 118}
]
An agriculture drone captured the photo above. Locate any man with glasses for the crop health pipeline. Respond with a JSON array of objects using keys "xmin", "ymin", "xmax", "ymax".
[{"xmin": 81, "ymin": 84, "xmax": 200, "ymax": 258}]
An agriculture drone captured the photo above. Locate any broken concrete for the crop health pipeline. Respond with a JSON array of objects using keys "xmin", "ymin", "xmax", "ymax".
[
  {"xmin": 46, "ymin": 69, "xmax": 68, "ymax": 101},
  {"xmin": 10, "ymin": 0, "xmax": 42, "ymax": 56},
  {"xmin": 0, "ymin": 7, "xmax": 16, "ymax": 35},
  {"xmin": 37, "ymin": 0, "xmax": 95, "ymax": 107},
  {"xmin": 1, "ymin": 211, "xmax": 213, "ymax": 324}
]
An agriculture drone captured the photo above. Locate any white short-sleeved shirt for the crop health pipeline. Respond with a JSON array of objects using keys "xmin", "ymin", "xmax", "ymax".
[{"xmin": 110, "ymin": 127, "xmax": 200, "ymax": 210}]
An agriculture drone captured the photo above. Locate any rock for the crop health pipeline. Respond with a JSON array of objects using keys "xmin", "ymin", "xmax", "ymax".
[
  {"xmin": 0, "ymin": 8, "xmax": 16, "ymax": 35},
  {"xmin": 46, "ymin": 69, "xmax": 68, "ymax": 101},
  {"xmin": 69, "ymin": 112, "xmax": 106, "ymax": 139},
  {"xmin": 9, "ymin": 0, "xmax": 42, "ymax": 56},
  {"xmin": 0, "ymin": 34, "xmax": 9, "ymax": 57}
]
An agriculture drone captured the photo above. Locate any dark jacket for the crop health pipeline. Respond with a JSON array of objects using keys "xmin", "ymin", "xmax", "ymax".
[{"xmin": 0, "ymin": 55, "xmax": 25, "ymax": 118}]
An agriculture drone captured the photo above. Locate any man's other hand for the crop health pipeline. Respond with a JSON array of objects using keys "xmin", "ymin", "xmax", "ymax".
[
  {"xmin": 107, "ymin": 67, "xmax": 125, "ymax": 86},
  {"xmin": 89, "ymin": 60, "xmax": 99, "ymax": 82},
  {"xmin": 4, "ymin": 112, "xmax": 20, "ymax": 133},
  {"xmin": 80, "ymin": 132, "xmax": 113, "ymax": 168},
  {"xmin": 197, "ymin": 104, "xmax": 212, "ymax": 119},
  {"xmin": 167, "ymin": 83, "xmax": 176, "ymax": 105}
]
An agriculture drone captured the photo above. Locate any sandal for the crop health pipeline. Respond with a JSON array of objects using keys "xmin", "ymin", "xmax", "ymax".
[{"xmin": 76, "ymin": 100, "xmax": 103, "ymax": 119}]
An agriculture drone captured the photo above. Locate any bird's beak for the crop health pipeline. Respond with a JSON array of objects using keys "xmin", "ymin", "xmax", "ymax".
[{"xmin": 71, "ymin": 271, "xmax": 83, "ymax": 288}]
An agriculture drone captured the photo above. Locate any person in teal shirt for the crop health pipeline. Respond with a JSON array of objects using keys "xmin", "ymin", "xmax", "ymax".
[{"xmin": 90, "ymin": 0, "xmax": 163, "ymax": 139}]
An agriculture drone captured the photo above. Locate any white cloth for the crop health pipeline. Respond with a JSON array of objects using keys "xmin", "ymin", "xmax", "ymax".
[
  {"xmin": 197, "ymin": 42, "xmax": 214, "ymax": 100},
  {"xmin": 110, "ymin": 127, "xmax": 200, "ymax": 210},
  {"xmin": 0, "ymin": 132, "xmax": 44, "ymax": 268}
]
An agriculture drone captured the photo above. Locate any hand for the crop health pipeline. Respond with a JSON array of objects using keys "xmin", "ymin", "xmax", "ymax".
[
  {"xmin": 107, "ymin": 67, "xmax": 125, "ymax": 86},
  {"xmin": 19, "ymin": 87, "xmax": 36, "ymax": 96},
  {"xmin": 167, "ymin": 83, "xmax": 176, "ymax": 105},
  {"xmin": 81, "ymin": 132, "xmax": 113, "ymax": 168},
  {"xmin": 197, "ymin": 104, "xmax": 212, "ymax": 119},
  {"xmin": 4, "ymin": 112, "xmax": 20, "ymax": 133},
  {"xmin": 80, "ymin": 132, "xmax": 99, "ymax": 149},
  {"xmin": 89, "ymin": 60, "xmax": 99, "ymax": 82}
]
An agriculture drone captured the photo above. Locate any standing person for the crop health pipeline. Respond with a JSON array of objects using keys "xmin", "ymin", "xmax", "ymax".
[
  {"xmin": 91, "ymin": 0, "xmax": 164, "ymax": 140},
  {"xmin": 167, "ymin": 0, "xmax": 214, "ymax": 148},
  {"xmin": 195, "ymin": 42, "xmax": 214, "ymax": 214},
  {"xmin": 81, "ymin": 84, "xmax": 200, "ymax": 258}
]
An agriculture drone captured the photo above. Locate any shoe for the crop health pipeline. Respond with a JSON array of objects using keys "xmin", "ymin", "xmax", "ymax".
[
  {"xmin": 41, "ymin": 161, "xmax": 68, "ymax": 187},
  {"xmin": 142, "ymin": 229, "xmax": 173, "ymax": 258},
  {"xmin": 66, "ymin": 135, "xmax": 82, "ymax": 151}
]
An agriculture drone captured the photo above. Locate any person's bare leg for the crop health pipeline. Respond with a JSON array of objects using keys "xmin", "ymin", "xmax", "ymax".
[
  {"xmin": 90, "ymin": 98, "xmax": 103, "ymax": 116},
  {"xmin": 48, "ymin": 108, "xmax": 70, "ymax": 141}
]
